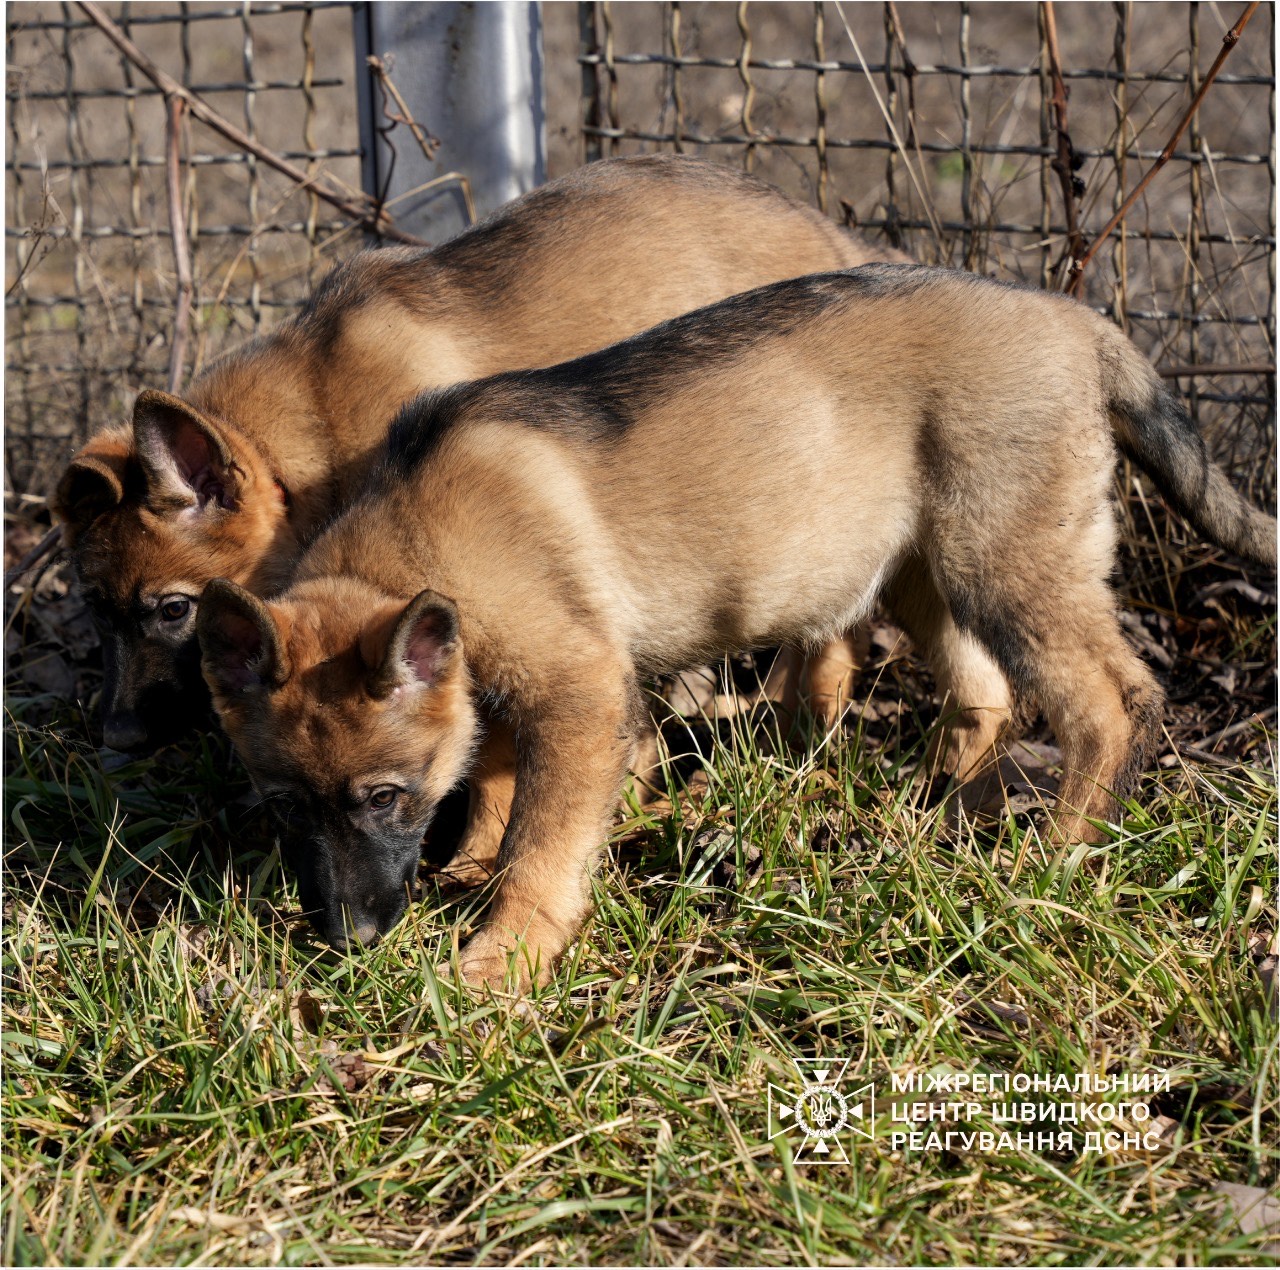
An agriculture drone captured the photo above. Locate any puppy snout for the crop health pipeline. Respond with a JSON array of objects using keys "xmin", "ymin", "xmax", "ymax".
[
  {"xmin": 103, "ymin": 712, "xmax": 151, "ymax": 754},
  {"xmin": 327, "ymin": 915, "xmax": 380, "ymax": 952}
]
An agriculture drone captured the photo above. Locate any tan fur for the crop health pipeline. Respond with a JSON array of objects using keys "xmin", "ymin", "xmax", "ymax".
[
  {"xmin": 52, "ymin": 154, "xmax": 898, "ymax": 758},
  {"xmin": 199, "ymin": 265, "xmax": 1275, "ymax": 994}
]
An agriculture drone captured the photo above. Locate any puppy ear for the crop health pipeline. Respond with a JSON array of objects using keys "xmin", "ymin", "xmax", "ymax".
[
  {"xmin": 369, "ymin": 590, "xmax": 460, "ymax": 699},
  {"xmin": 197, "ymin": 579, "xmax": 290, "ymax": 698},
  {"xmin": 52, "ymin": 429, "xmax": 132, "ymax": 544},
  {"xmin": 132, "ymin": 389, "xmax": 243, "ymax": 512}
]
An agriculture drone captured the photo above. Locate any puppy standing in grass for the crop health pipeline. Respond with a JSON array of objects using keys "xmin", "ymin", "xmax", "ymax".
[
  {"xmin": 52, "ymin": 155, "xmax": 901, "ymax": 866},
  {"xmin": 197, "ymin": 265, "xmax": 1275, "ymax": 991}
]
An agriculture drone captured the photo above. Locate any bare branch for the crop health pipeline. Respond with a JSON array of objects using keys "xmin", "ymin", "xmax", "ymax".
[
  {"xmin": 165, "ymin": 96, "xmax": 194, "ymax": 395},
  {"xmin": 1041, "ymin": 2, "xmax": 1086, "ymax": 275},
  {"xmin": 4, "ymin": 525, "xmax": 63, "ymax": 592},
  {"xmin": 1069, "ymin": 1, "xmax": 1261, "ymax": 296},
  {"xmin": 75, "ymin": 1, "xmax": 425, "ymax": 246},
  {"xmin": 1159, "ymin": 362, "xmax": 1275, "ymax": 378},
  {"xmin": 366, "ymin": 54, "xmax": 476, "ymax": 226}
]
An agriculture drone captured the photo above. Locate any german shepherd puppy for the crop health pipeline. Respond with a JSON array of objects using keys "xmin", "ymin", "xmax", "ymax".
[
  {"xmin": 54, "ymin": 156, "xmax": 899, "ymax": 758},
  {"xmin": 197, "ymin": 265, "xmax": 1276, "ymax": 991}
]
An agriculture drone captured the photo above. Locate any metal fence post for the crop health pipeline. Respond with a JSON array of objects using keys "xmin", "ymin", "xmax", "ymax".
[{"xmin": 354, "ymin": 1, "xmax": 546, "ymax": 241}]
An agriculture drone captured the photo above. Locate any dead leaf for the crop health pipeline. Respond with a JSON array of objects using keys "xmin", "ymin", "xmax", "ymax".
[
  {"xmin": 1210, "ymin": 667, "xmax": 1239, "ymax": 695},
  {"xmin": 169, "ymin": 1205, "xmax": 262, "ymax": 1234},
  {"xmin": 1253, "ymin": 929, "xmax": 1278, "ymax": 1012},
  {"xmin": 3, "ymin": 522, "xmax": 45, "ymax": 573},
  {"xmin": 953, "ymin": 741, "xmax": 1060, "ymax": 819},
  {"xmin": 1213, "ymin": 1183, "xmax": 1280, "ymax": 1257},
  {"xmin": 713, "ymin": 843, "xmax": 762, "ymax": 891},
  {"xmin": 195, "ymin": 975, "xmax": 235, "ymax": 1011},
  {"xmin": 662, "ymin": 666, "xmax": 719, "ymax": 717},
  {"xmin": 18, "ymin": 650, "xmax": 75, "ymax": 699},
  {"xmin": 294, "ymin": 990, "xmax": 325, "ymax": 1034},
  {"xmin": 176, "ymin": 924, "xmax": 210, "ymax": 960},
  {"xmin": 1118, "ymin": 609, "xmax": 1174, "ymax": 669},
  {"xmin": 315, "ymin": 1050, "xmax": 373, "ymax": 1094},
  {"xmin": 869, "ymin": 618, "xmax": 910, "ymax": 658},
  {"xmin": 1194, "ymin": 579, "xmax": 1276, "ymax": 609},
  {"xmin": 955, "ymin": 989, "xmax": 1030, "ymax": 1030}
]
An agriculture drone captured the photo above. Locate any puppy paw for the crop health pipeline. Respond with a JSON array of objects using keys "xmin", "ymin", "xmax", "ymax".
[
  {"xmin": 439, "ymin": 846, "xmax": 498, "ymax": 890},
  {"xmin": 457, "ymin": 925, "xmax": 558, "ymax": 995}
]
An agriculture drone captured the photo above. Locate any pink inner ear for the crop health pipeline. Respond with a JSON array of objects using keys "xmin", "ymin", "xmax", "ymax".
[
  {"xmin": 170, "ymin": 418, "xmax": 228, "ymax": 508},
  {"xmin": 216, "ymin": 612, "xmax": 264, "ymax": 692},
  {"xmin": 404, "ymin": 615, "xmax": 451, "ymax": 686}
]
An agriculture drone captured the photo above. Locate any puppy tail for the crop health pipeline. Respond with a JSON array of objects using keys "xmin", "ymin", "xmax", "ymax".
[{"xmin": 1101, "ymin": 328, "xmax": 1276, "ymax": 568}]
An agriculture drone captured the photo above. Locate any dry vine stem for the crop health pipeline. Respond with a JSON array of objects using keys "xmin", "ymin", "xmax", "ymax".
[
  {"xmin": 76, "ymin": 1, "xmax": 424, "ymax": 246},
  {"xmin": 165, "ymin": 96, "xmax": 194, "ymax": 395},
  {"xmin": 367, "ymin": 56, "xmax": 442, "ymax": 164},
  {"xmin": 4, "ymin": 526, "xmax": 63, "ymax": 591},
  {"xmin": 1068, "ymin": 0, "xmax": 1261, "ymax": 295},
  {"xmin": 366, "ymin": 56, "xmax": 477, "ymax": 226},
  {"xmin": 1159, "ymin": 361, "xmax": 1275, "ymax": 378},
  {"xmin": 1041, "ymin": 2, "xmax": 1085, "ymax": 271}
]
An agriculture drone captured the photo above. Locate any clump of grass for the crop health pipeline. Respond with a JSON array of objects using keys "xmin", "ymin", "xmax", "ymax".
[{"xmin": 3, "ymin": 684, "xmax": 1275, "ymax": 1266}]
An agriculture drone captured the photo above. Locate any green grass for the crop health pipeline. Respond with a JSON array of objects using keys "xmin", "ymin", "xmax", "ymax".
[{"xmin": 3, "ymin": 690, "xmax": 1276, "ymax": 1266}]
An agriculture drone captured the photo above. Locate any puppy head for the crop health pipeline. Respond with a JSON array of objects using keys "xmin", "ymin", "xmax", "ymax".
[
  {"xmin": 198, "ymin": 575, "xmax": 480, "ymax": 948},
  {"xmin": 52, "ymin": 391, "xmax": 294, "ymax": 753}
]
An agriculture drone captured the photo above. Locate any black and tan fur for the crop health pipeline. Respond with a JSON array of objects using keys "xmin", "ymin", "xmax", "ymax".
[
  {"xmin": 53, "ymin": 156, "xmax": 901, "ymax": 865},
  {"xmin": 197, "ymin": 265, "xmax": 1276, "ymax": 989}
]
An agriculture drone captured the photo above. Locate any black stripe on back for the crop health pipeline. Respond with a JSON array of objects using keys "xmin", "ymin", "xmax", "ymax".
[{"xmin": 376, "ymin": 264, "xmax": 950, "ymax": 485}]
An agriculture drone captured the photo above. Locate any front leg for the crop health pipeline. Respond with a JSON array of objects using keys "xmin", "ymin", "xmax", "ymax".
[
  {"xmin": 441, "ymin": 718, "xmax": 517, "ymax": 887},
  {"xmin": 459, "ymin": 668, "xmax": 639, "ymax": 993}
]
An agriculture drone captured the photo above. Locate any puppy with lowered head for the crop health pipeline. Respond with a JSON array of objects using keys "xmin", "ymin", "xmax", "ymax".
[
  {"xmin": 52, "ymin": 154, "xmax": 900, "ymax": 873},
  {"xmin": 197, "ymin": 265, "xmax": 1276, "ymax": 992}
]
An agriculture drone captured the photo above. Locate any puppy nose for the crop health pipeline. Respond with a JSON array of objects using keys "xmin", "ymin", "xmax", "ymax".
[
  {"xmin": 103, "ymin": 713, "xmax": 149, "ymax": 754},
  {"xmin": 329, "ymin": 919, "xmax": 379, "ymax": 952}
]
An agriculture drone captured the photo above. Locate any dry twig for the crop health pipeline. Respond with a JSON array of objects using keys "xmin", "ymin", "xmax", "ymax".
[
  {"xmin": 833, "ymin": 0, "xmax": 944, "ymax": 248},
  {"xmin": 1159, "ymin": 362, "xmax": 1275, "ymax": 378},
  {"xmin": 76, "ymin": 2, "xmax": 424, "ymax": 246},
  {"xmin": 1040, "ymin": 2, "xmax": 1086, "ymax": 273},
  {"xmin": 1068, "ymin": 1, "xmax": 1261, "ymax": 295},
  {"xmin": 366, "ymin": 56, "xmax": 477, "ymax": 226},
  {"xmin": 4, "ymin": 526, "xmax": 63, "ymax": 592},
  {"xmin": 164, "ymin": 96, "xmax": 194, "ymax": 395},
  {"xmin": 367, "ymin": 55, "xmax": 441, "ymax": 165}
]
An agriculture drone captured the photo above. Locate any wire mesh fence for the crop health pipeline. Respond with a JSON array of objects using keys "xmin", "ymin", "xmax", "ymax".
[
  {"xmin": 5, "ymin": 1, "xmax": 1277, "ymax": 513},
  {"xmin": 5, "ymin": 0, "xmax": 364, "ymax": 501},
  {"xmin": 574, "ymin": 0, "xmax": 1276, "ymax": 503}
]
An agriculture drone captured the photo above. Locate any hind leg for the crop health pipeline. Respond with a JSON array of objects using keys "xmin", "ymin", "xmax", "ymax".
[
  {"xmin": 803, "ymin": 629, "xmax": 870, "ymax": 730},
  {"xmin": 885, "ymin": 558, "xmax": 1016, "ymax": 785},
  {"xmin": 1025, "ymin": 602, "xmax": 1163, "ymax": 839},
  {"xmin": 939, "ymin": 571, "xmax": 1163, "ymax": 840},
  {"xmin": 760, "ymin": 629, "xmax": 870, "ymax": 731},
  {"xmin": 760, "ymin": 647, "xmax": 803, "ymax": 719}
]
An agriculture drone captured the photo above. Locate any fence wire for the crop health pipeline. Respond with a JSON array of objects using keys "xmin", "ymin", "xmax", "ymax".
[
  {"xmin": 5, "ymin": 1, "xmax": 363, "ymax": 501},
  {"xmin": 577, "ymin": 1, "xmax": 1276, "ymax": 503},
  {"xmin": 5, "ymin": 1, "xmax": 1276, "ymax": 513}
]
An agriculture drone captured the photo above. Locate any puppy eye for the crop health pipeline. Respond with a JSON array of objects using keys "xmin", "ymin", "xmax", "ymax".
[
  {"xmin": 159, "ymin": 597, "xmax": 192, "ymax": 622},
  {"xmin": 368, "ymin": 787, "xmax": 399, "ymax": 810}
]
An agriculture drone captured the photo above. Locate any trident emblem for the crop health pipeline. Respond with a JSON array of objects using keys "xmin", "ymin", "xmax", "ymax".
[{"xmin": 767, "ymin": 1057, "xmax": 874, "ymax": 1163}]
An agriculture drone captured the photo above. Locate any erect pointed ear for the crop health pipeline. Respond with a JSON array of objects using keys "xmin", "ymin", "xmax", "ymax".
[
  {"xmin": 197, "ymin": 579, "xmax": 290, "ymax": 699},
  {"xmin": 52, "ymin": 428, "xmax": 133, "ymax": 543},
  {"xmin": 368, "ymin": 590, "xmax": 460, "ymax": 699},
  {"xmin": 132, "ymin": 389, "xmax": 243, "ymax": 512}
]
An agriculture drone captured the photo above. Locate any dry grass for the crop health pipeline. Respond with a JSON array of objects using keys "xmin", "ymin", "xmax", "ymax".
[
  {"xmin": 3, "ymin": 4, "xmax": 1277, "ymax": 1264},
  {"xmin": 3, "ymin": 665, "xmax": 1277, "ymax": 1265}
]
